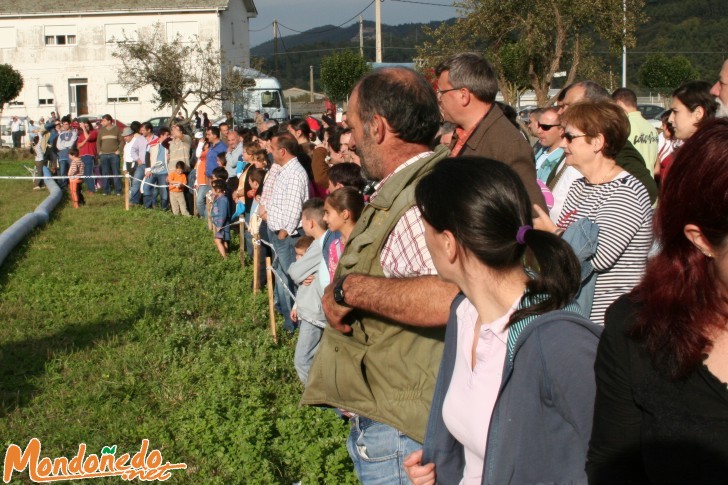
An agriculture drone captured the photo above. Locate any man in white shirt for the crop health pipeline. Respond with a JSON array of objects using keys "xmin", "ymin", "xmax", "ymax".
[{"xmin": 10, "ymin": 116, "xmax": 21, "ymax": 148}]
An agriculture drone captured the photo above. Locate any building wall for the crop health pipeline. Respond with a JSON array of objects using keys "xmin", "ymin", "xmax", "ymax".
[{"xmin": 0, "ymin": 9, "xmax": 251, "ymax": 124}]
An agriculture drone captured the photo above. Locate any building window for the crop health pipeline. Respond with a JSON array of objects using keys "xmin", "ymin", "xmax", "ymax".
[
  {"xmin": 0, "ymin": 27, "xmax": 17, "ymax": 48},
  {"xmin": 38, "ymin": 85, "xmax": 54, "ymax": 106},
  {"xmin": 45, "ymin": 26, "xmax": 77, "ymax": 46},
  {"xmin": 107, "ymin": 83, "xmax": 140, "ymax": 104},
  {"xmin": 166, "ymin": 21, "xmax": 199, "ymax": 43}
]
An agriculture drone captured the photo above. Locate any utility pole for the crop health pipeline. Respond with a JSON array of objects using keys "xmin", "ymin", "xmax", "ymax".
[
  {"xmin": 359, "ymin": 15, "xmax": 364, "ymax": 58},
  {"xmin": 622, "ymin": 0, "xmax": 627, "ymax": 87},
  {"xmin": 375, "ymin": 0, "xmax": 382, "ymax": 63},
  {"xmin": 310, "ymin": 65, "xmax": 314, "ymax": 102},
  {"xmin": 273, "ymin": 19, "xmax": 279, "ymax": 75}
]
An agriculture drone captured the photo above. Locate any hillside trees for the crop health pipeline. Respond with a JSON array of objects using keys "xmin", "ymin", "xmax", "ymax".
[
  {"xmin": 113, "ymin": 22, "xmax": 253, "ymax": 121},
  {"xmin": 319, "ymin": 50, "xmax": 370, "ymax": 102},
  {"xmin": 417, "ymin": 0, "xmax": 645, "ymax": 106},
  {"xmin": 638, "ymin": 53, "xmax": 700, "ymax": 96}
]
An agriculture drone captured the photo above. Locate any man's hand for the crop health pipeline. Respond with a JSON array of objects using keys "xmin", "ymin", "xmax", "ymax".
[
  {"xmin": 322, "ymin": 282, "xmax": 353, "ymax": 333},
  {"xmin": 277, "ymin": 229, "xmax": 288, "ymax": 240},
  {"xmin": 533, "ymin": 204, "xmax": 557, "ymax": 233}
]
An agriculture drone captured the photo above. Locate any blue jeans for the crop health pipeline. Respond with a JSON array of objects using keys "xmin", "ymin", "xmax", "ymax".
[
  {"xmin": 58, "ymin": 158, "xmax": 70, "ymax": 188},
  {"xmin": 268, "ymin": 226, "xmax": 298, "ymax": 332},
  {"xmin": 81, "ymin": 155, "xmax": 96, "ymax": 192},
  {"xmin": 129, "ymin": 164, "xmax": 146, "ymax": 205},
  {"xmin": 347, "ymin": 417, "xmax": 421, "ymax": 485},
  {"xmin": 100, "ymin": 154, "xmax": 122, "ymax": 195},
  {"xmin": 143, "ymin": 172, "xmax": 169, "ymax": 210},
  {"xmin": 196, "ymin": 185, "xmax": 210, "ymax": 217},
  {"xmin": 294, "ymin": 321, "xmax": 324, "ymax": 385}
]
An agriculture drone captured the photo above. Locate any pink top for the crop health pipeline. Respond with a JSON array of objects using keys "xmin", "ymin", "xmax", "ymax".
[
  {"xmin": 442, "ymin": 296, "xmax": 519, "ymax": 485},
  {"xmin": 327, "ymin": 237, "xmax": 344, "ymax": 281}
]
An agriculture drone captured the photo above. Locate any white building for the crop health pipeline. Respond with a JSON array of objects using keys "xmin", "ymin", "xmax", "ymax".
[{"xmin": 0, "ymin": 1, "xmax": 258, "ymax": 125}]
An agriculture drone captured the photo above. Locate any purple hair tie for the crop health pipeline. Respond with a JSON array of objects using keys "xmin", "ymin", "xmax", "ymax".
[{"xmin": 516, "ymin": 225, "xmax": 532, "ymax": 245}]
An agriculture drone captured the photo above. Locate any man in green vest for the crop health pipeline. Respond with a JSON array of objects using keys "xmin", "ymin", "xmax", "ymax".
[{"xmin": 301, "ymin": 67, "xmax": 459, "ymax": 483}]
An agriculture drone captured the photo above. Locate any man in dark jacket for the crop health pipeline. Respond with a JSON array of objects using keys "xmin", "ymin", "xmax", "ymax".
[{"xmin": 435, "ymin": 53, "xmax": 547, "ymax": 212}]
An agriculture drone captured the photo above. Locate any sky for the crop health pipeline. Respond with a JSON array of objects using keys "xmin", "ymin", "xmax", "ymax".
[{"xmin": 248, "ymin": 0, "xmax": 459, "ymax": 47}]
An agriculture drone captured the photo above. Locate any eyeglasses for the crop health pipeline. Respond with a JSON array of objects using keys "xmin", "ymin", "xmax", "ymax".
[
  {"xmin": 562, "ymin": 132, "xmax": 587, "ymax": 143},
  {"xmin": 538, "ymin": 123, "xmax": 560, "ymax": 131},
  {"xmin": 436, "ymin": 87, "xmax": 461, "ymax": 97}
]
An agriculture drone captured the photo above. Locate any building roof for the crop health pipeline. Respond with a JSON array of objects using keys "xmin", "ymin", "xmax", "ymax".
[{"xmin": 0, "ymin": 0, "xmax": 257, "ymax": 16}]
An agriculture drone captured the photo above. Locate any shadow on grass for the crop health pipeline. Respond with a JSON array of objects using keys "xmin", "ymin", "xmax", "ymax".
[{"xmin": 0, "ymin": 308, "xmax": 140, "ymax": 417}]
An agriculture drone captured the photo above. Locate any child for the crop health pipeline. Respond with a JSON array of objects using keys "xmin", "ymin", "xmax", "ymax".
[
  {"xmin": 211, "ymin": 179, "xmax": 230, "ymax": 258},
  {"xmin": 323, "ymin": 187, "xmax": 365, "ymax": 281},
  {"xmin": 327, "ymin": 162, "xmax": 366, "ymax": 193},
  {"xmin": 168, "ymin": 161, "xmax": 190, "ymax": 216},
  {"xmin": 67, "ymin": 148, "xmax": 85, "ymax": 208},
  {"xmin": 209, "ymin": 167, "xmax": 229, "ymax": 230},
  {"xmin": 287, "ymin": 199, "xmax": 328, "ymax": 385},
  {"xmin": 32, "ymin": 135, "xmax": 45, "ymax": 190}
]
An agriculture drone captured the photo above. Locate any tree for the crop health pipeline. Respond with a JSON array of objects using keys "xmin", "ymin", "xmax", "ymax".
[
  {"xmin": 417, "ymin": 0, "xmax": 645, "ymax": 106},
  {"xmin": 0, "ymin": 64, "xmax": 23, "ymax": 123},
  {"xmin": 638, "ymin": 53, "xmax": 700, "ymax": 97},
  {"xmin": 319, "ymin": 51, "xmax": 370, "ymax": 103},
  {"xmin": 113, "ymin": 22, "xmax": 253, "ymax": 121}
]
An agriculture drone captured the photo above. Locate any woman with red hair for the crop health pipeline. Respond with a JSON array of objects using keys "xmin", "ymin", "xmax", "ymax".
[{"xmin": 587, "ymin": 118, "xmax": 728, "ymax": 483}]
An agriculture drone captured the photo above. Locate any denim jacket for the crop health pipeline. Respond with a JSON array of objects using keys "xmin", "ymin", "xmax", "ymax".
[{"xmin": 562, "ymin": 217, "xmax": 600, "ymax": 319}]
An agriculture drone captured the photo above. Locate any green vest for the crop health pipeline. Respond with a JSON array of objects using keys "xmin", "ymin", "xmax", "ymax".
[{"xmin": 300, "ymin": 146, "xmax": 450, "ymax": 443}]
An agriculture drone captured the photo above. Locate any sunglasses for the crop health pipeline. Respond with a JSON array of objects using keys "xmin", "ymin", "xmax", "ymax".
[
  {"xmin": 562, "ymin": 132, "xmax": 587, "ymax": 143},
  {"xmin": 538, "ymin": 123, "xmax": 560, "ymax": 131}
]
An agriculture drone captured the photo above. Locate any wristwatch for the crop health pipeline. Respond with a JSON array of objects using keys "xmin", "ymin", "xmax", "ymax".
[{"xmin": 333, "ymin": 275, "xmax": 349, "ymax": 306}]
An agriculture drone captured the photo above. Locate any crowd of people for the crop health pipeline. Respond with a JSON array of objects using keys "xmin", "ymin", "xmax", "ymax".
[{"xmin": 23, "ymin": 53, "xmax": 728, "ymax": 484}]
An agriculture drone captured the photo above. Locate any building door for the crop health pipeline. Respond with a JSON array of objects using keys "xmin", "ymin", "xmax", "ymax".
[{"xmin": 69, "ymin": 79, "xmax": 89, "ymax": 117}]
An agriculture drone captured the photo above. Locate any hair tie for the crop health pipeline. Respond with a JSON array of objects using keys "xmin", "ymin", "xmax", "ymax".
[{"xmin": 516, "ymin": 225, "xmax": 532, "ymax": 245}]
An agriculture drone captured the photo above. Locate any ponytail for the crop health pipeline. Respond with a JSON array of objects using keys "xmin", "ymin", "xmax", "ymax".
[{"xmin": 509, "ymin": 228, "xmax": 581, "ymax": 325}]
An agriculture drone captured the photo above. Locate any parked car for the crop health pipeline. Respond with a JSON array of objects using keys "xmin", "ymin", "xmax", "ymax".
[
  {"xmin": 517, "ymin": 106, "xmax": 539, "ymax": 125},
  {"xmin": 142, "ymin": 116, "xmax": 192, "ymax": 135},
  {"xmin": 637, "ymin": 104, "xmax": 666, "ymax": 129}
]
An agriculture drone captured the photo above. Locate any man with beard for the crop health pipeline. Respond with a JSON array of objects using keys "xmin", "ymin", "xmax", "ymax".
[
  {"xmin": 710, "ymin": 60, "xmax": 728, "ymax": 117},
  {"xmin": 301, "ymin": 67, "xmax": 459, "ymax": 483}
]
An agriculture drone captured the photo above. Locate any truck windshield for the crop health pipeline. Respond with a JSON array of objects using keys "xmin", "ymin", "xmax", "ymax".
[{"xmin": 260, "ymin": 91, "xmax": 281, "ymax": 109}]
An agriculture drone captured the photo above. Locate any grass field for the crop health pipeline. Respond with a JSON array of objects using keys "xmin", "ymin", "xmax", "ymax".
[{"xmin": 0, "ymin": 161, "xmax": 356, "ymax": 484}]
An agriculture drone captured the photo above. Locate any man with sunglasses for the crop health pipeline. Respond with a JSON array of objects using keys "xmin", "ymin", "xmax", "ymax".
[{"xmin": 435, "ymin": 52, "xmax": 546, "ymax": 212}]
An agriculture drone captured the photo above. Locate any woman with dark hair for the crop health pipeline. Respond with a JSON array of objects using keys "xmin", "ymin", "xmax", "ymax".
[
  {"xmin": 76, "ymin": 119, "xmax": 97, "ymax": 193},
  {"xmin": 668, "ymin": 80, "xmax": 718, "ymax": 141},
  {"xmin": 655, "ymin": 109, "xmax": 680, "ymax": 183},
  {"xmin": 404, "ymin": 156, "xmax": 601, "ymax": 485},
  {"xmin": 587, "ymin": 118, "xmax": 728, "ymax": 484},
  {"xmin": 534, "ymin": 100, "xmax": 653, "ymax": 324}
]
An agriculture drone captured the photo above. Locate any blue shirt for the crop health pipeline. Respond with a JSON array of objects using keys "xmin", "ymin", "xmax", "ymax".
[{"xmin": 205, "ymin": 140, "xmax": 228, "ymax": 179}]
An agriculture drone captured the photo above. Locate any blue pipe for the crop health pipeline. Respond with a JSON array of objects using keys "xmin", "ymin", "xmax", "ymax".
[{"xmin": 0, "ymin": 167, "xmax": 62, "ymax": 267}]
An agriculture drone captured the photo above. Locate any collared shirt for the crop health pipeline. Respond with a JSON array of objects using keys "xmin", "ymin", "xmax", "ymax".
[
  {"xmin": 442, "ymin": 296, "xmax": 518, "ymax": 485},
  {"xmin": 259, "ymin": 163, "xmax": 282, "ymax": 208},
  {"xmin": 451, "ymin": 111, "xmax": 488, "ymax": 157},
  {"xmin": 225, "ymin": 141, "xmax": 244, "ymax": 178},
  {"xmin": 267, "ymin": 157, "xmax": 309, "ymax": 234},
  {"xmin": 372, "ymin": 151, "xmax": 437, "ymax": 278},
  {"xmin": 205, "ymin": 140, "xmax": 228, "ymax": 179},
  {"xmin": 535, "ymin": 146, "xmax": 565, "ymax": 183}
]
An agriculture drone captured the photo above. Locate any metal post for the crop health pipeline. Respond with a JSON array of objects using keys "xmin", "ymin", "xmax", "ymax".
[{"xmin": 375, "ymin": 0, "xmax": 382, "ymax": 63}]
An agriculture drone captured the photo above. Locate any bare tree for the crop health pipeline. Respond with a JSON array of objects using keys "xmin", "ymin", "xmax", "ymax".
[{"xmin": 112, "ymin": 22, "xmax": 254, "ymax": 122}]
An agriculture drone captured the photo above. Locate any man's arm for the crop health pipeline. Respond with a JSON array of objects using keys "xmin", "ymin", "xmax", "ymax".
[{"xmin": 322, "ymin": 273, "xmax": 459, "ymax": 333}]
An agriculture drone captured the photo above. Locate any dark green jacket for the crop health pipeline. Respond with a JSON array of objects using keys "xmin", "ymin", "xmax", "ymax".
[
  {"xmin": 301, "ymin": 146, "xmax": 450, "ymax": 443},
  {"xmin": 617, "ymin": 141, "xmax": 658, "ymax": 204}
]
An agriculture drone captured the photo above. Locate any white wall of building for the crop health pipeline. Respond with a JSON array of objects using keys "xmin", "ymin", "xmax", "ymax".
[{"xmin": 0, "ymin": 6, "xmax": 253, "ymax": 125}]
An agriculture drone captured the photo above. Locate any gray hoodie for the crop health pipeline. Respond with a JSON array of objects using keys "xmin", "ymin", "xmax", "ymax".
[{"xmin": 287, "ymin": 236, "xmax": 326, "ymax": 327}]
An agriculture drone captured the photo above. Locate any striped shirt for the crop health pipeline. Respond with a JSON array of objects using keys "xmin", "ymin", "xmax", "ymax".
[{"xmin": 558, "ymin": 171, "xmax": 653, "ymax": 324}]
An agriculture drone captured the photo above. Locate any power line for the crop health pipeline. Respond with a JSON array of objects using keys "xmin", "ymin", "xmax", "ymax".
[
  {"xmin": 249, "ymin": 22, "xmax": 273, "ymax": 33},
  {"xmin": 389, "ymin": 0, "xmax": 454, "ymax": 6},
  {"xmin": 277, "ymin": 0, "xmax": 375, "ymax": 35}
]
